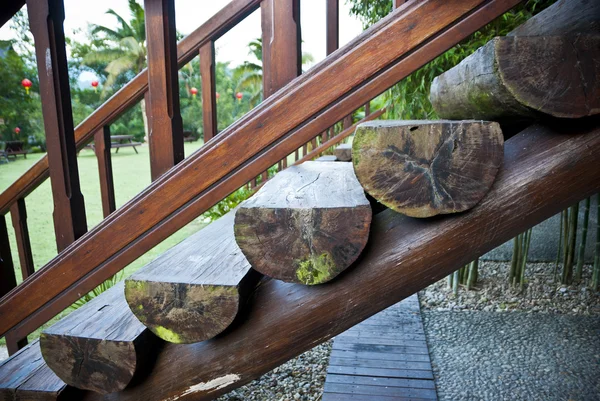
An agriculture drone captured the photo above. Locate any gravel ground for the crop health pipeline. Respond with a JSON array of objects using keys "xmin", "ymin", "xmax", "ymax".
[
  {"xmin": 423, "ymin": 310, "xmax": 600, "ymax": 401},
  {"xmin": 420, "ymin": 261, "xmax": 600, "ymax": 315},
  {"xmin": 216, "ymin": 340, "xmax": 332, "ymax": 401}
]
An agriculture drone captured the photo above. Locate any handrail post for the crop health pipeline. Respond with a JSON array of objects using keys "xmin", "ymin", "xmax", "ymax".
[
  {"xmin": 27, "ymin": 0, "xmax": 87, "ymax": 252},
  {"xmin": 10, "ymin": 198, "xmax": 34, "ymax": 279},
  {"xmin": 393, "ymin": 0, "xmax": 408, "ymax": 10},
  {"xmin": 145, "ymin": 0, "xmax": 185, "ymax": 181},
  {"xmin": 94, "ymin": 126, "xmax": 116, "ymax": 218},
  {"xmin": 261, "ymin": 0, "xmax": 301, "ymax": 174},
  {"xmin": 200, "ymin": 40, "xmax": 217, "ymax": 142}
]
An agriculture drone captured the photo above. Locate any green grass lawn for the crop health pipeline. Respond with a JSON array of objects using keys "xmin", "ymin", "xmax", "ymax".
[{"xmin": 0, "ymin": 141, "xmax": 207, "ymax": 344}]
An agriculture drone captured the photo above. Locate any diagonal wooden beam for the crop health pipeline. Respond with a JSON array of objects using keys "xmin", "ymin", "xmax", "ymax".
[{"xmin": 83, "ymin": 121, "xmax": 600, "ymax": 401}]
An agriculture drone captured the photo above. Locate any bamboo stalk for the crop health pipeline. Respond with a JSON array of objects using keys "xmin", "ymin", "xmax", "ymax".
[
  {"xmin": 466, "ymin": 259, "xmax": 478, "ymax": 291},
  {"xmin": 509, "ymin": 235, "xmax": 520, "ymax": 283},
  {"xmin": 519, "ymin": 228, "xmax": 532, "ymax": 290},
  {"xmin": 563, "ymin": 204, "xmax": 579, "ymax": 284},
  {"xmin": 453, "ymin": 270, "xmax": 459, "ymax": 296},
  {"xmin": 447, "ymin": 274, "xmax": 453, "ymax": 289},
  {"xmin": 554, "ymin": 209, "xmax": 564, "ymax": 281},
  {"xmin": 592, "ymin": 194, "xmax": 600, "ymax": 291},
  {"xmin": 574, "ymin": 197, "xmax": 591, "ymax": 282}
]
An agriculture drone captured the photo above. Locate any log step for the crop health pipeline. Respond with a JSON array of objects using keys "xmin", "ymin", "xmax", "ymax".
[
  {"xmin": 0, "ymin": 340, "xmax": 80, "ymax": 400},
  {"xmin": 352, "ymin": 120, "xmax": 503, "ymax": 218},
  {"xmin": 430, "ymin": 34, "xmax": 600, "ymax": 122},
  {"xmin": 235, "ymin": 161, "xmax": 372, "ymax": 285},
  {"xmin": 125, "ymin": 210, "xmax": 261, "ymax": 344},
  {"xmin": 316, "ymin": 155, "xmax": 338, "ymax": 162},
  {"xmin": 335, "ymin": 144, "xmax": 352, "ymax": 161},
  {"xmin": 40, "ymin": 282, "xmax": 159, "ymax": 394}
]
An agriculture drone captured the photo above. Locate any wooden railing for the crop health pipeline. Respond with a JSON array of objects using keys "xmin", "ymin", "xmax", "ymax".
[{"xmin": 0, "ymin": 0, "xmax": 522, "ymax": 355}]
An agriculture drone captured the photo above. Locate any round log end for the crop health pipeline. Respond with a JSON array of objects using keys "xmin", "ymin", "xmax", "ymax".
[
  {"xmin": 234, "ymin": 206, "xmax": 372, "ymax": 285},
  {"xmin": 352, "ymin": 120, "xmax": 503, "ymax": 218},
  {"xmin": 125, "ymin": 280, "xmax": 240, "ymax": 344},
  {"xmin": 40, "ymin": 333, "xmax": 136, "ymax": 394}
]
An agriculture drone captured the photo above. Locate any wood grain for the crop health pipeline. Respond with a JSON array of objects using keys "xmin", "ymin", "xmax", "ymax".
[
  {"xmin": 10, "ymin": 198, "xmax": 34, "ymax": 279},
  {"xmin": 94, "ymin": 127, "xmax": 116, "ymax": 218},
  {"xmin": 145, "ymin": 0, "xmax": 185, "ymax": 181},
  {"xmin": 235, "ymin": 162, "xmax": 371, "ymax": 284},
  {"xmin": 40, "ymin": 283, "xmax": 158, "ymax": 394},
  {"xmin": 430, "ymin": 35, "xmax": 600, "ymax": 121},
  {"xmin": 1, "ymin": 0, "xmax": 521, "ymax": 341},
  {"xmin": 27, "ymin": 0, "xmax": 87, "ymax": 252},
  {"xmin": 82, "ymin": 121, "xmax": 600, "ymax": 401},
  {"xmin": 125, "ymin": 211, "xmax": 260, "ymax": 344},
  {"xmin": 0, "ymin": 340, "xmax": 78, "ymax": 400},
  {"xmin": 352, "ymin": 120, "xmax": 503, "ymax": 218},
  {"xmin": 200, "ymin": 40, "xmax": 217, "ymax": 142}
]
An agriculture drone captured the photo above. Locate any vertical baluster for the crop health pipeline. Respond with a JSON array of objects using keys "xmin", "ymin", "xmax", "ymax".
[
  {"xmin": 261, "ymin": 0, "xmax": 301, "ymax": 179},
  {"xmin": 10, "ymin": 199, "xmax": 34, "ymax": 279},
  {"xmin": 0, "ymin": 215, "xmax": 17, "ymax": 298},
  {"xmin": 145, "ymin": 0, "xmax": 185, "ymax": 181},
  {"xmin": 393, "ymin": 0, "xmax": 408, "ymax": 10},
  {"xmin": 200, "ymin": 40, "xmax": 218, "ymax": 143},
  {"xmin": 326, "ymin": 0, "xmax": 339, "ymax": 55},
  {"xmin": 94, "ymin": 126, "xmax": 116, "ymax": 218},
  {"xmin": 0, "ymin": 215, "xmax": 27, "ymax": 355},
  {"xmin": 27, "ymin": 0, "xmax": 87, "ymax": 252},
  {"xmin": 365, "ymin": 101, "xmax": 371, "ymax": 116}
]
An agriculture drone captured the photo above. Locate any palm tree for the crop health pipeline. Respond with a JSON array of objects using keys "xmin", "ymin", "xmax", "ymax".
[
  {"xmin": 234, "ymin": 38, "xmax": 314, "ymax": 107},
  {"xmin": 84, "ymin": 0, "xmax": 148, "ymax": 136}
]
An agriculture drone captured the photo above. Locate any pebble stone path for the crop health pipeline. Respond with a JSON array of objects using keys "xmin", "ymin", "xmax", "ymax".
[
  {"xmin": 423, "ymin": 310, "xmax": 600, "ymax": 401},
  {"xmin": 322, "ymin": 294, "xmax": 438, "ymax": 400}
]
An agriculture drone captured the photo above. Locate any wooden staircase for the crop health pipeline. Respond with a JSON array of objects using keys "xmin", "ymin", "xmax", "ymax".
[{"xmin": 0, "ymin": 0, "xmax": 599, "ymax": 400}]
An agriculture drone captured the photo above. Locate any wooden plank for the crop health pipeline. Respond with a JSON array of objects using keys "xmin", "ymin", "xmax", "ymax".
[
  {"xmin": 0, "ymin": 0, "xmax": 525, "ymax": 342},
  {"xmin": 324, "ymin": 383, "xmax": 437, "ymax": 399},
  {"xmin": 1, "ymin": 1, "xmax": 25, "ymax": 29},
  {"xmin": 334, "ymin": 144, "xmax": 352, "ymax": 161},
  {"xmin": 40, "ymin": 282, "xmax": 158, "ymax": 394},
  {"xmin": 353, "ymin": 120, "xmax": 503, "ymax": 218},
  {"xmin": 321, "ymin": 393, "xmax": 426, "ymax": 401},
  {"xmin": 94, "ymin": 126, "xmax": 116, "ymax": 218},
  {"xmin": 235, "ymin": 161, "xmax": 371, "ymax": 284},
  {"xmin": 329, "ymin": 350, "xmax": 431, "ymax": 363},
  {"xmin": 26, "ymin": 0, "xmax": 87, "ymax": 252},
  {"xmin": 430, "ymin": 35, "xmax": 600, "ymax": 121},
  {"xmin": 332, "ymin": 343, "xmax": 429, "ymax": 355},
  {"xmin": 0, "ymin": 340, "xmax": 75, "ymax": 400},
  {"xmin": 333, "ymin": 337, "xmax": 427, "ymax": 347},
  {"xmin": 76, "ymin": 123, "xmax": 600, "ymax": 401},
  {"xmin": 10, "ymin": 198, "xmax": 34, "ymax": 279},
  {"xmin": 326, "ymin": 374, "xmax": 436, "ymax": 389},
  {"xmin": 261, "ymin": 0, "xmax": 301, "ymax": 98},
  {"xmin": 328, "ymin": 357, "xmax": 432, "ymax": 371},
  {"xmin": 125, "ymin": 211, "xmax": 261, "ymax": 344},
  {"xmin": 200, "ymin": 40, "xmax": 218, "ymax": 142},
  {"xmin": 327, "ymin": 366, "xmax": 434, "ymax": 380},
  {"xmin": 145, "ymin": 0, "xmax": 185, "ymax": 181}
]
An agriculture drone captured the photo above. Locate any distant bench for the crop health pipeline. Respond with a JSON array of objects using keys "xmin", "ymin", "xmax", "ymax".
[
  {"xmin": 85, "ymin": 134, "xmax": 141, "ymax": 154},
  {"xmin": 3, "ymin": 141, "xmax": 28, "ymax": 160}
]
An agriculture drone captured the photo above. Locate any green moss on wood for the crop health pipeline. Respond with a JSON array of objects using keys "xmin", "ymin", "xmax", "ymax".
[
  {"xmin": 153, "ymin": 325, "xmax": 183, "ymax": 344},
  {"xmin": 296, "ymin": 252, "xmax": 335, "ymax": 285}
]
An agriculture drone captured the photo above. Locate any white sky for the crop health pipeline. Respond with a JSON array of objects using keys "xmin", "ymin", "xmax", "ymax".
[{"xmin": 0, "ymin": 0, "xmax": 364, "ymax": 76}]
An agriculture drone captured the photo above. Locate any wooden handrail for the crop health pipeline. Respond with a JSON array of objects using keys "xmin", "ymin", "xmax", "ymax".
[
  {"xmin": 0, "ymin": 0, "xmax": 522, "ymax": 340},
  {"xmin": 0, "ymin": 0, "xmax": 262, "ymax": 216},
  {"xmin": 295, "ymin": 108, "xmax": 385, "ymax": 165},
  {"xmin": 81, "ymin": 122, "xmax": 600, "ymax": 401}
]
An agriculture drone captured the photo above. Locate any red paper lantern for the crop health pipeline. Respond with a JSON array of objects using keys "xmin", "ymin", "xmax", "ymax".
[
  {"xmin": 236, "ymin": 92, "xmax": 243, "ymax": 102},
  {"xmin": 91, "ymin": 80, "xmax": 99, "ymax": 92},
  {"xmin": 14, "ymin": 127, "xmax": 21, "ymax": 134},
  {"xmin": 190, "ymin": 87, "xmax": 198, "ymax": 98},
  {"xmin": 21, "ymin": 78, "xmax": 32, "ymax": 95}
]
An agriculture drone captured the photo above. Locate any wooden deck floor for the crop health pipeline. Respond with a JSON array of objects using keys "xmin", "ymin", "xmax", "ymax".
[{"xmin": 322, "ymin": 294, "xmax": 437, "ymax": 401}]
